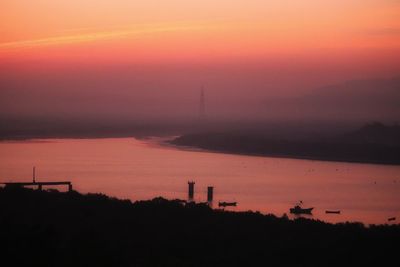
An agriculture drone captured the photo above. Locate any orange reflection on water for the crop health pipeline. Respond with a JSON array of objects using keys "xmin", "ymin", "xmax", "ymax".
[{"xmin": 0, "ymin": 138, "xmax": 399, "ymax": 225}]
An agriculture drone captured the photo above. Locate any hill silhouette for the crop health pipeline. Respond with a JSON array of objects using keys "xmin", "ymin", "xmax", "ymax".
[
  {"xmin": 0, "ymin": 187, "xmax": 399, "ymax": 267},
  {"xmin": 340, "ymin": 122, "xmax": 400, "ymax": 146},
  {"xmin": 262, "ymin": 76, "xmax": 400, "ymax": 122},
  {"xmin": 171, "ymin": 123, "xmax": 400, "ymax": 165}
]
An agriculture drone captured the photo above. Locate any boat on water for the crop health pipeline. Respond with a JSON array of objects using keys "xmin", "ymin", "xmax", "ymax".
[
  {"xmin": 325, "ymin": 210, "xmax": 341, "ymax": 214},
  {"xmin": 218, "ymin": 201, "xmax": 237, "ymax": 207},
  {"xmin": 290, "ymin": 201, "xmax": 313, "ymax": 214}
]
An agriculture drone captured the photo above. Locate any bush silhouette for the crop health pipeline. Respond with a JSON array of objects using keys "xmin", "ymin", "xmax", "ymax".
[{"xmin": 0, "ymin": 187, "xmax": 399, "ymax": 267}]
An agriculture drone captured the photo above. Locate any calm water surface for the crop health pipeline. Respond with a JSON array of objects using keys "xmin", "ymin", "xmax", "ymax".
[{"xmin": 1, "ymin": 138, "xmax": 399, "ymax": 225}]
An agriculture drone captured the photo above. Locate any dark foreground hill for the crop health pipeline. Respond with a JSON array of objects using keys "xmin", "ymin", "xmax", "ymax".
[{"xmin": 0, "ymin": 187, "xmax": 399, "ymax": 267}]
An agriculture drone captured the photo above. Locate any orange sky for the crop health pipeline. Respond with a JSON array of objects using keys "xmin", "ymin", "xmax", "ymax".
[
  {"xmin": 1, "ymin": 0, "xmax": 400, "ymax": 64},
  {"xmin": 1, "ymin": 1, "xmax": 400, "ymax": 123}
]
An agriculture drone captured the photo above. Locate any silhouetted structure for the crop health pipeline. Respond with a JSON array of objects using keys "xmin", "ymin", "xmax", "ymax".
[
  {"xmin": 1, "ymin": 166, "xmax": 73, "ymax": 191},
  {"xmin": 188, "ymin": 181, "xmax": 195, "ymax": 200},
  {"xmin": 207, "ymin": 186, "xmax": 213, "ymax": 202},
  {"xmin": 2, "ymin": 181, "xmax": 73, "ymax": 191}
]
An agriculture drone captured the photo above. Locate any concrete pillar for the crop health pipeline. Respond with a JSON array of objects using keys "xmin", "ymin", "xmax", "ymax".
[
  {"xmin": 68, "ymin": 183, "xmax": 73, "ymax": 192},
  {"xmin": 207, "ymin": 186, "xmax": 214, "ymax": 202},
  {"xmin": 188, "ymin": 181, "xmax": 195, "ymax": 200}
]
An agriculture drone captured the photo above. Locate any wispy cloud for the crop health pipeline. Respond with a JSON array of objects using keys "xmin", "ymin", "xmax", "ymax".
[{"xmin": 0, "ymin": 23, "xmax": 211, "ymax": 50}]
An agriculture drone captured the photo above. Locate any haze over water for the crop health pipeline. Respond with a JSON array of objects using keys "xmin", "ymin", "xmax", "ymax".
[{"xmin": 1, "ymin": 137, "xmax": 399, "ymax": 225}]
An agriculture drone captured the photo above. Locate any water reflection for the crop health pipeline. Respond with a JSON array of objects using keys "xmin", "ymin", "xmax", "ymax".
[{"xmin": 0, "ymin": 138, "xmax": 399, "ymax": 225}]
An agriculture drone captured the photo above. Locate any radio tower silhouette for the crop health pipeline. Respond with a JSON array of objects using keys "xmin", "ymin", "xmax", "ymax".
[{"xmin": 199, "ymin": 86, "xmax": 206, "ymax": 119}]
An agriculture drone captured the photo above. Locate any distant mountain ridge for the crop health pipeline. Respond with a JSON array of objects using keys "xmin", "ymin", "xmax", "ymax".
[
  {"xmin": 339, "ymin": 122, "xmax": 400, "ymax": 146},
  {"xmin": 263, "ymin": 76, "xmax": 400, "ymax": 122}
]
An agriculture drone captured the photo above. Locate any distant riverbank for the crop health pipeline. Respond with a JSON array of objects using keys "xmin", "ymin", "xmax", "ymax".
[{"xmin": 170, "ymin": 132, "xmax": 400, "ymax": 165}]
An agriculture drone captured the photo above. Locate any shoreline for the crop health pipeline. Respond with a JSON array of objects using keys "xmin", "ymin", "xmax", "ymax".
[
  {"xmin": 169, "ymin": 133, "xmax": 400, "ymax": 166},
  {"xmin": 167, "ymin": 141, "xmax": 400, "ymax": 166},
  {"xmin": 2, "ymin": 135, "xmax": 399, "ymax": 166}
]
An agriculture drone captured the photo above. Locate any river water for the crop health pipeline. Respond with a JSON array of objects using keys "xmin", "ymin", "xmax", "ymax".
[{"xmin": 1, "ymin": 137, "xmax": 399, "ymax": 225}]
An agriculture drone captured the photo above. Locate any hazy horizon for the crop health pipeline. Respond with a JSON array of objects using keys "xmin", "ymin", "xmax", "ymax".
[{"xmin": 1, "ymin": 1, "xmax": 400, "ymax": 132}]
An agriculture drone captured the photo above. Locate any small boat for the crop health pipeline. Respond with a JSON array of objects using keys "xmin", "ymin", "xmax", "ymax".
[
  {"xmin": 325, "ymin": 210, "xmax": 341, "ymax": 214},
  {"xmin": 388, "ymin": 217, "xmax": 396, "ymax": 222},
  {"xmin": 290, "ymin": 205, "xmax": 313, "ymax": 214},
  {"xmin": 290, "ymin": 201, "xmax": 313, "ymax": 214},
  {"xmin": 218, "ymin": 201, "xmax": 237, "ymax": 207}
]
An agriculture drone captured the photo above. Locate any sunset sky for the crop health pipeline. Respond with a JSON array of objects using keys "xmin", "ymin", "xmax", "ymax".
[{"xmin": 1, "ymin": 0, "xmax": 399, "ymax": 122}]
